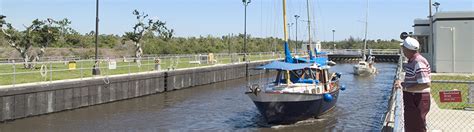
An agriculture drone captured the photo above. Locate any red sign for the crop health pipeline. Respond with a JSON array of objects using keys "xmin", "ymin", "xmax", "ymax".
[{"xmin": 439, "ymin": 90, "xmax": 462, "ymax": 102}]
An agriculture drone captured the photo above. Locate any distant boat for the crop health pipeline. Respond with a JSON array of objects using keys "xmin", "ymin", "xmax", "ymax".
[
  {"xmin": 245, "ymin": 0, "xmax": 342, "ymax": 124},
  {"xmin": 353, "ymin": 56, "xmax": 377, "ymax": 76}
]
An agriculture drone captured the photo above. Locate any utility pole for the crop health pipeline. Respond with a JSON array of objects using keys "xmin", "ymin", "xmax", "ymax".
[
  {"xmin": 294, "ymin": 15, "xmax": 300, "ymax": 54},
  {"xmin": 429, "ymin": 0, "xmax": 435, "ymax": 70},
  {"xmin": 332, "ymin": 29, "xmax": 336, "ymax": 50},
  {"xmin": 92, "ymin": 0, "xmax": 100, "ymax": 75},
  {"xmin": 242, "ymin": 0, "xmax": 251, "ymax": 62},
  {"xmin": 288, "ymin": 23, "xmax": 294, "ymax": 53}
]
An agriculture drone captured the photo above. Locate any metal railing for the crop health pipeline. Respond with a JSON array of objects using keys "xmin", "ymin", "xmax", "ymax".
[
  {"xmin": 0, "ymin": 52, "xmax": 285, "ymax": 87},
  {"xmin": 320, "ymin": 49, "xmax": 400, "ymax": 55},
  {"xmin": 382, "ymin": 55, "xmax": 405, "ymax": 131}
]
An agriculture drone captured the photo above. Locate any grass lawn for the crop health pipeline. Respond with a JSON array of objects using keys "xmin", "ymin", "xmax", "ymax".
[
  {"xmin": 430, "ymin": 75, "xmax": 474, "ymax": 109},
  {"xmin": 0, "ymin": 54, "xmax": 280, "ymax": 86}
]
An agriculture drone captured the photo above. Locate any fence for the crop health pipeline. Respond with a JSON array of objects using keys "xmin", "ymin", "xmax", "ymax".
[
  {"xmin": 320, "ymin": 49, "xmax": 400, "ymax": 55},
  {"xmin": 0, "ymin": 52, "xmax": 286, "ymax": 87},
  {"xmin": 383, "ymin": 55, "xmax": 474, "ymax": 131}
]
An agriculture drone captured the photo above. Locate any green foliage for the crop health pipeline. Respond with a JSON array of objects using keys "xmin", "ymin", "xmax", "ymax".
[
  {"xmin": 123, "ymin": 9, "xmax": 174, "ymax": 44},
  {"xmin": 321, "ymin": 36, "xmax": 401, "ymax": 49},
  {"xmin": 99, "ymin": 34, "xmax": 119, "ymax": 48},
  {"xmin": 122, "ymin": 9, "xmax": 175, "ymax": 59},
  {"xmin": 0, "ymin": 16, "xmax": 74, "ymax": 68},
  {"xmin": 1, "ymin": 14, "xmax": 401, "ymax": 59}
]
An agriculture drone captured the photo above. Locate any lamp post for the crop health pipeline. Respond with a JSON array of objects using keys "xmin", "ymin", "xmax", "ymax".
[
  {"xmin": 287, "ymin": 23, "xmax": 294, "ymax": 53},
  {"xmin": 92, "ymin": 0, "xmax": 100, "ymax": 75},
  {"xmin": 242, "ymin": 0, "xmax": 250, "ymax": 62},
  {"xmin": 432, "ymin": 2, "xmax": 440, "ymax": 13},
  {"xmin": 294, "ymin": 15, "xmax": 300, "ymax": 54},
  {"xmin": 332, "ymin": 29, "xmax": 336, "ymax": 50}
]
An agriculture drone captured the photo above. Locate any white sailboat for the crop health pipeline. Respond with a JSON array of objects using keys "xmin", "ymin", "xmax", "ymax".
[{"xmin": 353, "ymin": 0, "xmax": 376, "ymax": 76}]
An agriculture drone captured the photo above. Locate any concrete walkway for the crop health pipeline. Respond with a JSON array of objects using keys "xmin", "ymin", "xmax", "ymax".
[{"xmin": 427, "ymin": 98, "xmax": 474, "ymax": 132}]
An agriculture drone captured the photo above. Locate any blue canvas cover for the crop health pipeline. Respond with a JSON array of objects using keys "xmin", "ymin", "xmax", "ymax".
[{"xmin": 256, "ymin": 61, "xmax": 312, "ymax": 71}]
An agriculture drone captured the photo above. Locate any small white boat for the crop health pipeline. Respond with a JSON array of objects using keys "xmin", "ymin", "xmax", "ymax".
[{"xmin": 353, "ymin": 56, "xmax": 377, "ymax": 75}]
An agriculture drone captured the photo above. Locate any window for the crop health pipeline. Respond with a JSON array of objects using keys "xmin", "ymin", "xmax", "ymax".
[{"xmin": 413, "ymin": 35, "xmax": 429, "ymax": 53}]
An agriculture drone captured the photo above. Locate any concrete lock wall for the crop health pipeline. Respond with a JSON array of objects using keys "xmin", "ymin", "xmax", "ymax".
[{"xmin": 0, "ymin": 61, "xmax": 271, "ymax": 122}]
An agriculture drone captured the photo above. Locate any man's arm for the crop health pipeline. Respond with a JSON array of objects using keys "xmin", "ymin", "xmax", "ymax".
[{"xmin": 404, "ymin": 82, "xmax": 431, "ymax": 92}]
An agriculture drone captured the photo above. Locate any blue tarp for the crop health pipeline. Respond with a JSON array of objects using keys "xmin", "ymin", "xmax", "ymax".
[
  {"xmin": 256, "ymin": 61, "xmax": 312, "ymax": 70},
  {"xmin": 293, "ymin": 57, "xmax": 328, "ymax": 66}
]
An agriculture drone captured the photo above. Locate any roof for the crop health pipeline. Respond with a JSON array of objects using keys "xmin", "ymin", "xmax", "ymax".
[
  {"xmin": 434, "ymin": 11, "xmax": 474, "ymax": 19},
  {"xmin": 433, "ymin": 11, "xmax": 474, "ymax": 22}
]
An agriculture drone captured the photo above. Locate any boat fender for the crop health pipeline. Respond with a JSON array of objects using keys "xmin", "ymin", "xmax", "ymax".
[
  {"xmin": 327, "ymin": 61, "xmax": 337, "ymax": 66},
  {"xmin": 335, "ymin": 72, "xmax": 342, "ymax": 78},
  {"xmin": 323, "ymin": 93, "xmax": 333, "ymax": 102},
  {"xmin": 341, "ymin": 85, "xmax": 346, "ymax": 91},
  {"xmin": 251, "ymin": 84, "xmax": 261, "ymax": 96}
]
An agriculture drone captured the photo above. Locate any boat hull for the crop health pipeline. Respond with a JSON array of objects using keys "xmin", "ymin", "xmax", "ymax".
[
  {"xmin": 246, "ymin": 89, "xmax": 339, "ymax": 124},
  {"xmin": 353, "ymin": 64, "xmax": 377, "ymax": 75}
]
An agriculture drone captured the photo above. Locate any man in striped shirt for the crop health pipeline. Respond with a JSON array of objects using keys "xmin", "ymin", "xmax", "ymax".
[{"xmin": 395, "ymin": 36, "xmax": 431, "ymax": 132}]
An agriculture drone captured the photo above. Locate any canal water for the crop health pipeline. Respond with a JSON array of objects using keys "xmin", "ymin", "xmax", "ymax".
[{"xmin": 0, "ymin": 63, "xmax": 396, "ymax": 131}]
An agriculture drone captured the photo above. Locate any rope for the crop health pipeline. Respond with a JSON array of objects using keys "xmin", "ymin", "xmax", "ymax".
[
  {"xmin": 40, "ymin": 64, "xmax": 48, "ymax": 77},
  {"xmin": 137, "ymin": 60, "xmax": 142, "ymax": 68}
]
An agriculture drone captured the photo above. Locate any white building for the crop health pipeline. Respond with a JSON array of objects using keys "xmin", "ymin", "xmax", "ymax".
[{"xmin": 411, "ymin": 11, "xmax": 474, "ymax": 73}]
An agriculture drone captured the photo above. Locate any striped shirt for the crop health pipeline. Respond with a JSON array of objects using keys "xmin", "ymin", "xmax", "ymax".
[{"xmin": 402, "ymin": 53, "xmax": 431, "ymax": 93}]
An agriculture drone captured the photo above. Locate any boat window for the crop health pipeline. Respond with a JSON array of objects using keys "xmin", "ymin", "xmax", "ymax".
[
  {"xmin": 359, "ymin": 63, "xmax": 366, "ymax": 65},
  {"xmin": 295, "ymin": 69, "xmax": 304, "ymax": 77},
  {"xmin": 275, "ymin": 70, "xmax": 282, "ymax": 84}
]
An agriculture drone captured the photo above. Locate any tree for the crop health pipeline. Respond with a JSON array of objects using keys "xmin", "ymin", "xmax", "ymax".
[
  {"xmin": 122, "ymin": 9, "xmax": 173, "ymax": 62},
  {"xmin": 0, "ymin": 16, "xmax": 68, "ymax": 69}
]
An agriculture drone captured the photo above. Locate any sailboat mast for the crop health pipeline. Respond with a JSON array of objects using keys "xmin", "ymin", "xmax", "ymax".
[
  {"xmin": 363, "ymin": 0, "xmax": 369, "ymax": 57},
  {"xmin": 306, "ymin": 0, "xmax": 312, "ymax": 50},
  {"xmin": 282, "ymin": 0, "xmax": 288, "ymax": 42}
]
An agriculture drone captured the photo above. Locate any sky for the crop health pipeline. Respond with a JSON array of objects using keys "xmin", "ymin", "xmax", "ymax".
[{"xmin": 0, "ymin": 0, "xmax": 473, "ymax": 41}]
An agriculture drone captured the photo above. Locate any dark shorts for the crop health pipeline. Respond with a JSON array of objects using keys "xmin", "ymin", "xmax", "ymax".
[{"xmin": 403, "ymin": 91, "xmax": 431, "ymax": 132}]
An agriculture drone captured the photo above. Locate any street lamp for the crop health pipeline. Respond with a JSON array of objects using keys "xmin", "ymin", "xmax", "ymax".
[
  {"xmin": 92, "ymin": 0, "xmax": 100, "ymax": 75},
  {"xmin": 242, "ymin": 0, "xmax": 251, "ymax": 62},
  {"xmin": 332, "ymin": 29, "xmax": 336, "ymax": 50},
  {"xmin": 287, "ymin": 23, "xmax": 294, "ymax": 53},
  {"xmin": 432, "ymin": 2, "xmax": 440, "ymax": 13},
  {"xmin": 294, "ymin": 15, "xmax": 300, "ymax": 54}
]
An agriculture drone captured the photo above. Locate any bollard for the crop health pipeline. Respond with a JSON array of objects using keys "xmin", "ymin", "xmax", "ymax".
[
  {"xmin": 154, "ymin": 58, "xmax": 161, "ymax": 71},
  {"xmin": 68, "ymin": 60, "xmax": 77, "ymax": 70}
]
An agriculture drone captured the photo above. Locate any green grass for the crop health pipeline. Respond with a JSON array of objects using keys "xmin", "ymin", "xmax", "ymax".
[
  {"xmin": 431, "ymin": 75, "xmax": 474, "ymax": 109},
  {"xmin": 0, "ymin": 54, "xmax": 280, "ymax": 86}
]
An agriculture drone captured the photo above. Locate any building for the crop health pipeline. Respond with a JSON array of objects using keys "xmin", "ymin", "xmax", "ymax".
[{"xmin": 411, "ymin": 11, "xmax": 474, "ymax": 73}]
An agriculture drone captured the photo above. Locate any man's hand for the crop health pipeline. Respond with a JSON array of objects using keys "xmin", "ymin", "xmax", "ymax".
[{"xmin": 394, "ymin": 80, "xmax": 402, "ymax": 89}]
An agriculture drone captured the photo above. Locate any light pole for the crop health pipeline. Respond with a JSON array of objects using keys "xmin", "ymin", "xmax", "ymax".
[
  {"xmin": 332, "ymin": 29, "xmax": 336, "ymax": 50},
  {"xmin": 287, "ymin": 23, "xmax": 294, "ymax": 53},
  {"xmin": 294, "ymin": 15, "xmax": 300, "ymax": 54},
  {"xmin": 92, "ymin": 0, "xmax": 100, "ymax": 75},
  {"xmin": 242, "ymin": 0, "xmax": 250, "ymax": 62},
  {"xmin": 432, "ymin": 2, "xmax": 440, "ymax": 13}
]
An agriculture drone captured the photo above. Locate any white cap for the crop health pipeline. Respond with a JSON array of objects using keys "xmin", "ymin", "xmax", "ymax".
[{"xmin": 402, "ymin": 37, "xmax": 419, "ymax": 50}]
